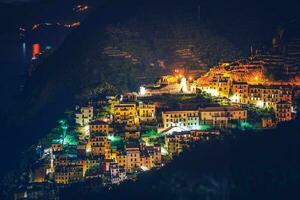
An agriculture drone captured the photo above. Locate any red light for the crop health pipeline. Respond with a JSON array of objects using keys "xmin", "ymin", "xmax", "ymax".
[{"xmin": 32, "ymin": 43, "xmax": 40, "ymax": 58}]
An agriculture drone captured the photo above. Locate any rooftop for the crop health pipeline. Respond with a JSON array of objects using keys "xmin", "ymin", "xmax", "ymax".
[{"xmin": 199, "ymin": 106, "xmax": 245, "ymax": 112}]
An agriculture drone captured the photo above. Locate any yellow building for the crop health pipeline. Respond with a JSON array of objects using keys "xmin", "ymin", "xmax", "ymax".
[
  {"xmin": 125, "ymin": 141, "xmax": 141, "ymax": 171},
  {"xmin": 249, "ymin": 85, "xmax": 263, "ymax": 105},
  {"xmin": 162, "ymin": 110, "xmax": 199, "ymax": 129},
  {"xmin": 89, "ymin": 132, "xmax": 111, "ymax": 158},
  {"xmin": 75, "ymin": 106, "xmax": 93, "ymax": 126},
  {"xmin": 89, "ymin": 121, "xmax": 113, "ymax": 134},
  {"xmin": 165, "ymin": 133, "xmax": 191, "ymax": 156},
  {"xmin": 275, "ymin": 101, "xmax": 292, "ymax": 122},
  {"xmin": 113, "ymin": 103, "xmax": 137, "ymax": 126},
  {"xmin": 138, "ymin": 103, "xmax": 156, "ymax": 122},
  {"xmin": 261, "ymin": 118, "xmax": 274, "ymax": 128},
  {"xmin": 51, "ymin": 143, "xmax": 63, "ymax": 152},
  {"xmin": 116, "ymin": 152, "xmax": 127, "ymax": 168},
  {"xmin": 82, "ymin": 158, "xmax": 101, "ymax": 177},
  {"xmin": 54, "ymin": 165, "xmax": 83, "ymax": 185},
  {"xmin": 124, "ymin": 130, "xmax": 141, "ymax": 139},
  {"xmin": 209, "ymin": 78, "xmax": 231, "ymax": 97},
  {"xmin": 199, "ymin": 106, "xmax": 247, "ymax": 127},
  {"xmin": 249, "ymin": 85, "xmax": 293, "ymax": 109},
  {"xmin": 231, "ymin": 82, "xmax": 249, "ymax": 104},
  {"xmin": 140, "ymin": 153, "xmax": 153, "ymax": 169}
]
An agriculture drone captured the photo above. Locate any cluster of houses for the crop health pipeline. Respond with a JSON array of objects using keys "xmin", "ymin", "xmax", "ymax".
[
  {"xmin": 199, "ymin": 75, "xmax": 294, "ymax": 123},
  {"xmin": 16, "ymin": 70, "xmax": 298, "ymax": 199}
]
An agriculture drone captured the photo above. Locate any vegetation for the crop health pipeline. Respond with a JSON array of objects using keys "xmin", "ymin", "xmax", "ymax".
[{"xmin": 241, "ymin": 104, "xmax": 275, "ymax": 124}]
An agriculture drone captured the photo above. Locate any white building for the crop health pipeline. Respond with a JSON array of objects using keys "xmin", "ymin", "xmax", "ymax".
[
  {"xmin": 75, "ymin": 106, "xmax": 93, "ymax": 126},
  {"xmin": 162, "ymin": 110, "xmax": 200, "ymax": 130}
]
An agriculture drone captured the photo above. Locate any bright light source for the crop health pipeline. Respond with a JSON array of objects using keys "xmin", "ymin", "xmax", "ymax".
[
  {"xmin": 83, "ymin": 125, "xmax": 89, "ymax": 136},
  {"xmin": 180, "ymin": 77, "xmax": 188, "ymax": 93},
  {"xmin": 86, "ymin": 144, "xmax": 91, "ymax": 153},
  {"xmin": 140, "ymin": 166, "xmax": 149, "ymax": 171},
  {"xmin": 161, "ymin": 147, "xmax": 168, "ymax": 155},
  {"xmin": 203, "ymin": 88, "xmax": 219, "ymax": 97},
  {"xmin": 139, "ymin": 86, "xmax": 146, "ymax": 96},
  {"xmin": 256, "ymin": 100, "xmax": 264, "ymax": 108},
  {"xmin": 230, "ymin": 95, "xmax": 239, "ymax": 103}
]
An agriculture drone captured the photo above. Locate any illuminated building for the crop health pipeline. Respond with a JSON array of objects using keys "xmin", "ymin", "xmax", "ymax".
[
  {"xmin": 33, "ymin": 165, "xmax": 46, "ymax": 183},
  {"xmin": 190, "ymin": 130, "xmax": 221, "ymax": 141},
  {"xmin": 89, "ymin": 120, "xmax": 113, "ymax": 134},
  {"xmin": 199, "ymin": 106, "xmax": 247, "ymax": 127},
  {"xmin": 113, "ymin": 103, "xmax": 138, "ymax": 126},
  {"xmin": 249, "ymin": 85, "xmax": 292, "ymax": 109},
  {"xmin": 209, "ymin": 77, "xmax": 231, "ymax": 97},
  {"xmin": 53, "ymin": 155, "xmax": 85, "ymax": 169},
  {"xmin": 140, "ymin": 145, "xmax": 161, "ymax": 169},
  {"xmin": 75, "ymin": 106, "xmax": 93, "ymax": 126},
  {"xmin": 51, "ymin": 143, "xmax": 63, "ymax": 152},
  {"xmin": 116, "ymin": 152, "xmax": 127, "ymax": 168},
  {"xmin": 107, "ymin": 96, "xmax": 120, "ymax": 113},
  {"xmin": 124, "ymin": 130, "xmax": 140, "ymax": 139},
  {"xmin": 165, "ymin": 132, "xmax": 191, "ymax": 156},
  {"xmin": 275, "ymin": 101, "xmax": 292, "ymax": 122},
  {"xmin": 83, "ymin": 158, "xmax": 101, "ymax": 176},
  {"xmin": 138, "ymin": 103, "xmax": 156, "ymax": 122},
  {"xmin": 145, "ymin": 146, "xmax": 161, "ymax": 168},
  {"xmin": 125, "ymin": 140, "xmax": 141, "ymax": 171},
  {"xmin": 180, "ymin": 77, "xmax": 188, "ymax": 93},
  {"xmin": 54, "ymin": 165, "xmax": 83, "ymax": 185},
  {"xmin": 140, "ymin": 152, "xmax": 152, "ymax": 170},
  {"xmin": 140, "ymin": 83, "xmax": 181, "ymax": 96},
  {"xmin": 139, "ymin": 75, "xmax": 196, "ymax": 96},
  {"xmin": 231, "ymin": 82, "xmax": 249, "ymax": 104},
  {"xmin": 102, "ymin": 159, "xmax": 127, "ymax": 185},
  {"xmin": 162, "ymin": 110, "xmax": 200, "ymax": 130},
  {"xmin": 261, "ymin": 118, "xmax": 275, "ymax": 128},
  {"xmin": 89, "ymin": 132, "xmax": 111, "ymax": 158}
]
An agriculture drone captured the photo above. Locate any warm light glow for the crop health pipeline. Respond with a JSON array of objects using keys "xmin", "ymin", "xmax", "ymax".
[
  {"xmin": 203, "ymin": 88, "xmax": 219, "ymax": 97},
  {"xmin": 86, "ymin": 145, "xmax": 91, "ymax": 153}
]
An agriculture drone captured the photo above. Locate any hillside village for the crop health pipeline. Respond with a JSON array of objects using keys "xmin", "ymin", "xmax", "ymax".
[{"xmin": 15, "ymin": 56, "xmax": 300, "ymax": 198}]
